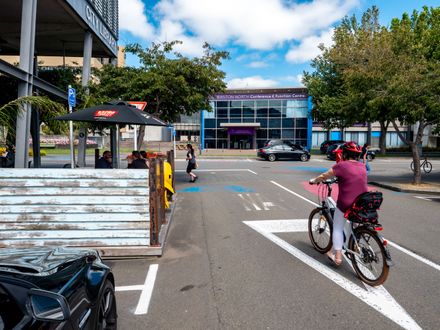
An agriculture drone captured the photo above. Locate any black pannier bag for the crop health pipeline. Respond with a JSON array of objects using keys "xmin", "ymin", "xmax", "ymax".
[{"xmin": 344, "ymin": 191, "xmax": 383, "ymax": 224}]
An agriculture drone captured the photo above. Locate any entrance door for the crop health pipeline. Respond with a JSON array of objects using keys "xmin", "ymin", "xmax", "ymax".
[{"xmin": 230, "ymin": 135, "xmax": 253, "ymax": 149}]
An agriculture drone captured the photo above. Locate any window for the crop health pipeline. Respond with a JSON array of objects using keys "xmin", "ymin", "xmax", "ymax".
[
  {"xmin": 243, "ymin": 107, "xmax": 255, "ymax": 117},
  {"xmin": 230, "ymin": 107, "xmax": 241, "ymax": 117},
  {"xmin": 269, "ymin": 100, "xmax": 282, "ymax": 108},
  {"xmin": 269, "ymin": 129, "xmax": 281, "ymax": 138},
  {"xmin": 284, "ymin": 108, "xmax": 295, "ymax": 118},
  {"xmin": 295, "ymin": 107, "xmax": 309, "ymax": 118},
  {"xmin": 205, "ymin": 140, "xmax": 216, "ymax": 148},
  {"xmin": 204, "ymin": 129, "xmax": 216, "ymax": 139},
  {"xmin": 256, "ymin": 118, "xmax": 268, "ymax": 128},
  {"xmin": 272, "ymin": 145, "xmax": 284, "ymax": 151},
  {"xmin": 204, "ymin": 119, "xmax": 216, "ymax": 128},
  {"xmin": 295, "ymin": 129, "xmax": 307, "ymax": 139},
  {"xmin": 269, "ymin": 119, "xmax": 281, "ymax": 128},
  {"xmin": 282, "ymin": 129, "xmax": 294, "ymax": 139},
  {"xmin": 282, "ymin": 118, "xmax": 294, "ymax": 128},
  {"xmin": 216, "ymin": 101, "xmax": 228, "ymax": 107},
  {"xmin": 217, "ymin": 108, "xmax": 228, "ymax": 118},
  {"xmin": 269, "ymin": 107, "xmax": 282, "ymax": 117},
  {"xmin": 256, "ymin": 130, "xmax": 267, "ymax": 139},
  {"xmin": 217, "ymin": 139, "xmax": 228, "ymax": 148},
  {"xmin": 296, "ymin": 118, "xmax": 308, "ymax": 128},
  {"xmin": 203, "ymin": 110, "xmax": 214, "ymax": 119}
]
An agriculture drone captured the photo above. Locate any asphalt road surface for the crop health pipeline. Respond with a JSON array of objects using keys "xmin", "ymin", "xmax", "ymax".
[{"xmin": 109, "ymin": 156, "xmax": 440, "ymax": 330}]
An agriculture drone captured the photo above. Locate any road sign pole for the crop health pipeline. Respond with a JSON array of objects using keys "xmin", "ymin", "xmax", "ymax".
[
  {"xmin": 69, "ymin": 108, "xmax": 74, "ymax": 169},
  {"xmin": 68, "ymin": 85, "xmax": 76, "ymax": 168},
  {"xmin": 134, "ymin": 125, "xmax": 138, "ymax": 150}
]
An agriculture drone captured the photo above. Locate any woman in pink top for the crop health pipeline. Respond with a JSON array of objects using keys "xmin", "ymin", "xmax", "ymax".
[{"xmin": 310, "ymin": 142, "xmax": 368, "ymax": 265}]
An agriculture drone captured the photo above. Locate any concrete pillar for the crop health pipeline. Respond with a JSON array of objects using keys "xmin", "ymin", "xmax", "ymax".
[
  {"xmin": 15, "ymin": 0, "xmax": 37, "ymax": 168},
  {"xmin": 77, "ymin": 31, "xmax": 93, "ymax": 167}
]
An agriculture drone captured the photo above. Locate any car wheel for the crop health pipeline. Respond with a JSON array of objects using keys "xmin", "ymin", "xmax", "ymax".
[
  {"xmin": 96, "ymin": 280, "xmax": 117, "ymax": 330},
  {"xmin": 300, "ymin": 154, "xmax": 309, "ymax": 162},
  {"xmin": 268, "ymin": 154, "xmax": 276, "ymax": 162},
  {"xmin": 366, "ymin": 154, "xmax": 373, "ymax": 161}
]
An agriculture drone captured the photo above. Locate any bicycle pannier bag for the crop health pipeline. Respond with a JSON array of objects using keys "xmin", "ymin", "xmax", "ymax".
[{"xmin": 344, "ymin": 191, "xmax": 383, "ymax": 224}]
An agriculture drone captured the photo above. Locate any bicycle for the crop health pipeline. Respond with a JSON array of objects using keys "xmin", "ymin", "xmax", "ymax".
[
  {"xmin": 308, "ymin": 179, "xmax": 393, "ymax": 286},
  {"xmin": 410, "ymin": 157, "xmax": 432, "ymax": 174}
]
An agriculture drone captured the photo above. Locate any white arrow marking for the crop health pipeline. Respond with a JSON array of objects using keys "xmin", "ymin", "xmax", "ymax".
[{"xmin": 243, "ymin": 220, "xmax": 421, "ymax": 330}]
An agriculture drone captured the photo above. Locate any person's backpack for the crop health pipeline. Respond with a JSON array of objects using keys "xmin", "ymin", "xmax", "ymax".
[{"xmin": 344, "ymin": 191, "xmax": 383, "ymax": 224}]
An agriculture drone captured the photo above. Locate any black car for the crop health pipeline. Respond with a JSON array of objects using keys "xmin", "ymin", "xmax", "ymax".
[
  {"xmin": 263, "ymin": 139, "xmax": 308, "ymax": 151},
  {"xmin": 326, "ymin": 143, "xmax": 376, "ymax": 161},
  {"xmin": 258, "ymin": 144, "xmax": 310, "ymax": 162},
  {"xmin": 0, "ymin": 247, "xmax": 117, "ymax": 329},
  {"xmin": 320, "ymin": 139, "xmax": 345, "ymax": 154}
]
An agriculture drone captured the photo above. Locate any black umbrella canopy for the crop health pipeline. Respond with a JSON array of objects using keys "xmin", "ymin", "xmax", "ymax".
[{"xmin": 55, "ymin": 101, "xmax": 167, "ymax": 126}]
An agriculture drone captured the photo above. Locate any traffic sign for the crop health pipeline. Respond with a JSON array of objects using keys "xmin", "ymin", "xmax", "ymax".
[
  {"xmin": 128, "ymin": 101, "xmax": 147, "ymax": 111},
  {"xmin": 68, "ymin": 87, "xmax": 76, "ymax": 107}
]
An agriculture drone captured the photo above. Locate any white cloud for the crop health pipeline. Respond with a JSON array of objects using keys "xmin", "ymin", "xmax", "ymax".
[
  {"xmin": 227, "ymin": 76, "xmax": 278, "ymax": 89},
  {"xmin": 155, "ymin": 0, "xmax": 358, "ymax": 50},
  {"xmin": 248, "ymin": 61, "xmax": 269, "ymax": 68},
  {"xmin": 119, "ymin": 0, "xmax": 155, "ymax": 39},
  {"xmin": 285, "ymin": 28, "xmax": 334, "ymax": 63}
]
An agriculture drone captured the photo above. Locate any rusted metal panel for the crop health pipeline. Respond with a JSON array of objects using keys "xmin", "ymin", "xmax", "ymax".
[
  {"xmin": 0, "ymin": 169, "xmax": 151, "ymax": 252},
  {"xmin": 0, "ymin": 187, "xmax": 147, "ymax": 196},
  {"xmin": 0, "ymin": 221, "xmax": 148, "ymax": 231},
  {"xmin": 0, "ymin": 238, "xmax": 150, "ymax": 248},
  {"xmin": 0, "ymin": 179, "xmax": 148, "ymax": 188},
  {"xmin": 0, "ymin": 205, "xmax": 148, "ymax": 214},
  {"xmin": 0, "ymin": 195, "xmax": 148, "ymax": 205},
  {"xmin": 0, "ymin": 213, "xmax": 149, "ymax": 223},
  {"xmin": 0, "ymin": 169, "xmax": 149, "ymax": 179}
]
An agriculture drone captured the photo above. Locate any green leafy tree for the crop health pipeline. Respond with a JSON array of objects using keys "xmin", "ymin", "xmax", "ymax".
[{"xmin": 89, "ymin": 41, "xmax": 229, "ymax": 148}]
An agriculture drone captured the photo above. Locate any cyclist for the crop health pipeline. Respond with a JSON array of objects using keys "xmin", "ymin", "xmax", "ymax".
[{"xmin": 309, "ymin": 142, "xmax": 368, "ymax": 265}]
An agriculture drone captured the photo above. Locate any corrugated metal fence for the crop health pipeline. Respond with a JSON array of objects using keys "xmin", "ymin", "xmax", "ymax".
[{"xmin": 0, "ymin": 169, "xmax": 151, "ymax": 255}]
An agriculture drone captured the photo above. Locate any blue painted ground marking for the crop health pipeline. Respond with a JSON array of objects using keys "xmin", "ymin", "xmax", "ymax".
[
  {"xmin": 177, "ymin": 185, "xmax": 254, "ymax": 193},
  {"xmin": 287, "ymin": 166, "xmax": 329, "ymax": 173},
  {"xmin": 224, "ymin": 185, "xmax": 254, "ymax": 193}
]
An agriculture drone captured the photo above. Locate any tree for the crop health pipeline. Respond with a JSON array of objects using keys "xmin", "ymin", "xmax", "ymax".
[
  {"xmin": 387, "ymin": 7, "xmax": 440, "ymax": 184},
  {"xmin": 89, "ymin": 41, "xmax": 229, "ymax": 149}
]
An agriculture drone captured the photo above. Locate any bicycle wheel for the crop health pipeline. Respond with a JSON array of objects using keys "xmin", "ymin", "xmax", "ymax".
[
  {"xmin": 349, "ymin": 227, "xmax": 389, "ymax": 286},
  {"xmin": 308, "ymin": 208, "xmax": 333, "ymax": 253},
  {"xmin": 423, "ymin": 161, "xmax": 432, "ymax": 174},
  {"xmin": 410, "ymin": 161, "xmax": 415, "ymax": 172}
]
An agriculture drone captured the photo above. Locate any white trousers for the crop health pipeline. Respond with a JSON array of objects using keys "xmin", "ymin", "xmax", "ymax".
[{"xmin": 333, "ymin": 207, "xmax": 346, "ymax": 251}]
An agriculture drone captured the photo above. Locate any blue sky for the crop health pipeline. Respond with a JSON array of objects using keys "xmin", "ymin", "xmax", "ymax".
[{"xmin": 118, "ymin": 0, "xmax": 439, "ymax": 89}]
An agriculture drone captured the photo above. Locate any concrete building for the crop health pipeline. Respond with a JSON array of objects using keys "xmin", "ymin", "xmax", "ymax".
[{"xmin": 0, "ymin": 0, "xmax": 119, "ymax": 167}]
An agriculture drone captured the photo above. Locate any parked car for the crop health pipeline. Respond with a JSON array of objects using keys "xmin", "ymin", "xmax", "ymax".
[
  {"xmin": 320, "ymin": 139, "xmax": 345, "ymax": 154},
  {"xmin": 326, "ymin": 143, "xmax": 376, "ymax": 161},
  {"xmin": 264, "ymin": 139, "xmax": 308, "ymax": 151},
  {"xmin": 0, "ymin": 247, "xmax": 117, "ymax": 329},
  {"xmin": 258, "ymin": 143, "xmax": 311, "ymax": 162}
]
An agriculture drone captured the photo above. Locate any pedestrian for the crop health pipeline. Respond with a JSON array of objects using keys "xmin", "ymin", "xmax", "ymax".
[
  {"xmin": 186, "ymin": 143, "xmax": 198, "ymax": 182},
  {"xmin": 128, "ymin": 151, "xmax": 148, "ymax": 169},
  {"xmin": 360, "ymin": 143, "xmax": 371, "ymax": 174},
  {"xmin": 95, "ymin": 150, "xmax": 113, "ymax": 168}
]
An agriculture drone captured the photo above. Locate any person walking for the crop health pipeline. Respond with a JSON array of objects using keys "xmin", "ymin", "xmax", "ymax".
[
  {"xmin": 186, "ymin": 144, "xmax": 198, "ymax": 182},
  {"xmin": 360, "ymin": 143, "xmax": 371, "ymax": 174}
]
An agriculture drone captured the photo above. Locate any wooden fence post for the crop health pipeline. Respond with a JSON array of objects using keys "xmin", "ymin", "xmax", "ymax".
[{"xmin": 149, "ymin": 158, "xmax": 159, "ymax": 246}]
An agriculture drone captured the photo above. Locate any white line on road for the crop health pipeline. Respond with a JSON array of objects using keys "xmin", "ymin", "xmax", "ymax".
[
  {"xmin": 387, "ymin": 241, "xmax": 440, "ymax": 272},
  {"xmin": 270, "ymin": 181, "xmax": 319, "ymax": 207},
  {"xmin": 247, "ymin": 169, "xmax": 258, "ymax": 175},
  {"xmin": 115, "ymin": 264, "xmax": 159, "ymax": 315},
  {"xmin": 134, "ymin": 264, "xmax": 159, "ymax": 315},
  {"xmin": 271, "ymin": 181, "xmax": 440, "ymax": 273},
  {"xmin": 243, "ymin": 220, "xmax": 421, "ymax": 330}
]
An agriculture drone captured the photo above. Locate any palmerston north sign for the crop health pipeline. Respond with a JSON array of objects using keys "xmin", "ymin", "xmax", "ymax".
[{"xmin": 66, "ymin": 0, "xmax": 118, "ymax": 56}]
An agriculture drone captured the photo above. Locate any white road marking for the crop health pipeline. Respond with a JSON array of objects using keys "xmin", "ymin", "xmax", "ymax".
[
  {"xmin": 386, "ymin": 240, "xmax": 440, "ymax": 272},
  {"xmin": 262, "ymin": 202, "xmax": 274, "ymax": 210},
  {"xmin": 115, "ymin": 264, "xmax": 159, "ymax": 315},
  {"xmin": 271, "ymin": 181, "xmax": 440, "ymax": 273},
  {"xmin": 243, "ymin": 220, "xmax": 421, "ymax": 330},
  {"xmin": 247, "ymin": 169, "xmax": 258, "ymax": 175},
  {"xmin": 270, "ymin": 180, "xmax": 319, "ymax": 207},
  {"xmin": 238, "ymin": 194, "xmax": 252, "ymax": 211},
  {"xmin": 115, "ymin": 285, "xmax": 144, "ymax": 292}
]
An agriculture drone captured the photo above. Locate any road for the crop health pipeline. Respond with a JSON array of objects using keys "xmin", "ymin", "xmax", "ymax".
[{"xmin": 109, "ymin": 156, "xmax": 440, "ymax": 330}]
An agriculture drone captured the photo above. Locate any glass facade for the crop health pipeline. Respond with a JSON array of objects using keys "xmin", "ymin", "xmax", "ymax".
[{"xmin": 201, "ymin": 91, "xmax": 311, "ymax": 149}]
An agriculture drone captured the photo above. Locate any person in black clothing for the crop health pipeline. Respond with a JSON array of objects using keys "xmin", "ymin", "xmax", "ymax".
[
  {"xmin": 186, "ymin": 144, "xmax": 198, "ymax": 182},
  {"xmin": 128, "ymin": 151, "xmax": 148, "ymax": 169},
  {"xmin": 360, "ymin": 143, "xmax": 371, "ymax": 174},
  {"xmin": 95, "ymin": 150, "xmax": 113, "ymax": 168}
]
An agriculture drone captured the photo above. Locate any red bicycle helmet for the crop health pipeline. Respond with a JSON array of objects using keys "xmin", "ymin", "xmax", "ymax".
[
  {"xmin": 341, "ymin": 141, "xmax": 361, "ymax": 160},
  {"xmin": 342, "ymin": 141, "xmax": 361, "ymax": 153}
]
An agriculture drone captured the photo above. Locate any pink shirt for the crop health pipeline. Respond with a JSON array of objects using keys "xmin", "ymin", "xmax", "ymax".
[{"xmin": 332, "ymin": 160, "xmax": 368, "ymax": 212}]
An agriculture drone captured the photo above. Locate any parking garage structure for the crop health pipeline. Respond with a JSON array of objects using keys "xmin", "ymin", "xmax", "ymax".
[{"xmin": 0, "ymin": 0, "xmax": 119, "ymax": 167}]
